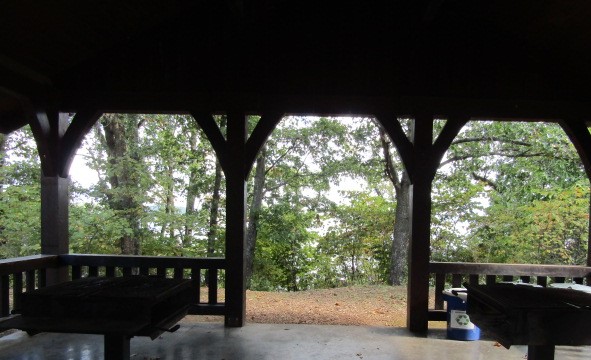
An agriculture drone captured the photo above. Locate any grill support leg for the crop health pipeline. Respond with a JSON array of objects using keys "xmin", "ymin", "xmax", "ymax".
[{"xmin": 104, "ymin": 334, "xmax": 131, "ymax": 360}]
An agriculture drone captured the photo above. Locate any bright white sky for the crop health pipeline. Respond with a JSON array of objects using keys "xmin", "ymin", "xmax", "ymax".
[{"xmin": 70, "ymin": 146, "xmax": 98, "ymax": 188}]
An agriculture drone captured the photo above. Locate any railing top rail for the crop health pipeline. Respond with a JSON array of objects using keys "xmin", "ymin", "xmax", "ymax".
[
  {"xmin": 0, "ymin": 255, "xmax": 59, "ymax": 275},
  {"xmin": 59, "ymin": 254, "xmax": 227, "ymax": 269},
  {"xmin": 429, "ymin": 261, "xmax": 591, "ymax": 278}
]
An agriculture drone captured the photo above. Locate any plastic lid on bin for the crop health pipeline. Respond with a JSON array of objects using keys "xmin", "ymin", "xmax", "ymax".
[
  {"xmin": 499, "ymin": 281, "xmax": 542, "ymax": 288},
  {"xmin": 549, "ymin": 283, "xmax": 591, "ymax": 294},
  {"xmin": 442, "ymin": 287, "xmax": 468, "ymax": 302}
]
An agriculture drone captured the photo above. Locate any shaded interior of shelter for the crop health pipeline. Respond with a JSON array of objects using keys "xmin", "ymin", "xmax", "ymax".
[
  {"xmin": 2, "ymin": 320, "xmax": 591, "ymax": 360},
  {"xmin": 3, "ymin": 2, "xmax": 591, "ymax": 358}
]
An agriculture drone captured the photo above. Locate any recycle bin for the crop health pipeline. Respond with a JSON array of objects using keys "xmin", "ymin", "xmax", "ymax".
[{"xmin": 442, "ymin": 288, "xmax": 480, "ymax": 341}]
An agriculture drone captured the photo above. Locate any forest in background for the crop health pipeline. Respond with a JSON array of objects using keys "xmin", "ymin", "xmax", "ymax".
[{"xmin": 0, "ymin": 116, "xmax": 588, "ymax": 291}]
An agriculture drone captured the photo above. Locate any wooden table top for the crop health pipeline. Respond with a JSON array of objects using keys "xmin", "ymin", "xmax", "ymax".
[
  {"xmin": 465, "ymin": 283, "xmax": 591, "ymax": 348},
  {"xmin": 2, "ymin": 276, "xmax": 197, "ymax": 339}
]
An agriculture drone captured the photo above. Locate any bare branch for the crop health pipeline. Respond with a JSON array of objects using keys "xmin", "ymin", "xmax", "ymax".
[
  {"xmin": 471, "ymin": 172, "xmax": 498, "ymax": 191},
  {"xmin": 265, "ymin": 139, "xmax": 302, "ymax": 176},
  {"xmin": 452, "ymin": 137, "xmax": 531, "ymax": 147},
  {"xmin": 378, "ymin": 126, "xmax": 401, "ymax": 188},
  {"xmin": 439, "ymin": 151, "xmax": 549, "ymax": 168}
]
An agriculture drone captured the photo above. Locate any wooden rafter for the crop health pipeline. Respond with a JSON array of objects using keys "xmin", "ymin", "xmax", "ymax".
[
  {"xmin": 190, "ymin": 111, "xmax": 229, "ymax": 173},
  {"xmin": 244, "ymin": 112, "xmax": 283, "ymax": 178},
  {"xmin": 60, "ymin": 109, "xmax": 102, "ymax": 177}
]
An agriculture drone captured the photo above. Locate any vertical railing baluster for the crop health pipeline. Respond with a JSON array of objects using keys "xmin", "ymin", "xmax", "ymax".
[
  {"xmin": 451, "ymin": 274, "xmax": 462, "ymax": 288},
  {"xmin": 157, "ymin": 267, "xmax": 166, "ymax": 278},
  {"xmin": 38, "ymin": 269, "xmax": 46, "ymax": 288},
  {"xmin": 140, "ymin": 267, "xmax": 149, "ymax": 276},
  {"xmin": 0, "ymin": 275, "xmax": 9, "ymax": 316},
  {"xmin": 122, "ymin": 267, "xmax": 132, "ymax": 277},
  {"xmin": 537, "ymin": 276, "xmax": 548, "ymax": 287},
  {"xmin": 574, "ymin": 277, "xmax": 584, "ymax": 284},
  {"xmin": 469, "ymin": 274, "xmax": 479, "ymax": 285},
  {"xmin": 486, "ymin": 275, "xmax": 496, "ymax": 285},
  {"xmin": 89, "ymin": 266, "xmax": 99, "ymax": 277},
  {"xmin": 174, "ymin": 268, "xmax": 184, "ymax": 280},
  {"xmin": 13, "ymin": 272, "xmax": 23, "ymax": 313},
  {"xmin": 434, "ymin": 273, "xmax": 445, "ymax": 310},
  {"xmin": 71, "ymin": 266, "xmax": 81, "ymax": 280},
  {"xmin": 520, "ymin": 276, "xmax": 531, "ymax": 284},
  {"xmin": 26, "ymin": 270, "xmax": 36, "ymax": 292},
  {"xmin": 106, "ymin": 266, "xmax": 115, "ymax": 278},
  {"xmin": 208, "ymin": 269, "xmax": 218, "ymax": 304},
  {"xmin": 191, "ymin": 267, "xmax": 201, "ymax": 303}
]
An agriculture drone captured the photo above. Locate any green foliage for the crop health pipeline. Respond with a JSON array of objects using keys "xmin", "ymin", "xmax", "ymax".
[
  {"xmin": 1, "ymin": 116, "xmax": 590, "ymax": 294},
  {"xmin": 69, "ymin": 203, "xmax": 126, "ymax": 254},
  {"xmin": 0, "ymin": 127, "xmax": 42, "ymax": 258},
  {"xmin": 252, "ymin": 201, "xmax": 318, "ymax": 291},
  {"xmin": 442, "ymin": 121, "xmax": 589, "ymax": 265},
  {"xmin": 318, "ymin": 193, "xmax": 394, "ymax": 285},
  {"xmin": 471, "ymin": 182, "xmax": 589, "ymax": 265}
]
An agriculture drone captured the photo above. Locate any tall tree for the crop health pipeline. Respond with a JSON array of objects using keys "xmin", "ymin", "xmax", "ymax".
[
  {"xmin": 246, "ymin": 144, "xmax": 266, "ymax": 281},
  {"xmin": 247, "ymin": 117, "xmax": 354, "ymax": 287},
  {"xmin": 205, "ymin": 116, "xmax": 226, "ymax": 257},
  {"xmin": 96, "ymin": 114, "xmax": 147, "ymax": 255},
  {"xmin": 184, "ymin": 126, "xmax": 200, "ymax": 246},
  {"xmin": 376, "ymin": 122, "xmax": 411, "ymax": 285}
]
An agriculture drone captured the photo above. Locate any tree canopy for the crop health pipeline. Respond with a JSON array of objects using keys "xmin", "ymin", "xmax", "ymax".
[{"xmin": 0, "ymin": 116, "xmax": 588, "ymax": 291}]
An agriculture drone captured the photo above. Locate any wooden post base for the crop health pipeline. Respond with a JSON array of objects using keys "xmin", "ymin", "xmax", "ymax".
[{"xmin": 528, "ymin": 345, "xmax": 555, "ymax": 360}]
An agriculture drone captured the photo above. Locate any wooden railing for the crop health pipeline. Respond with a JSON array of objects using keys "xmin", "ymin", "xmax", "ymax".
[
  {"xmin": 0, "ymin": 254, "xmax": 227, "ymax": 318},
  {"xmin": 428, "ymin": 261, "xmax": 591, "ymax": 321},
  {"xmin": 8, "ymin": 257, "xmax": 588, "ymax": 323},
  {"xmin": 0, "ymin": 255, "xmax": 59, "ymax": 317}
]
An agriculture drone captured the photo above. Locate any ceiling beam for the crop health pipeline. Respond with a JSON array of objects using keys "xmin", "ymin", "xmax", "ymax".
[{"xmin": 56, "ymin": 92, "xmax": 591, "ymax": 122}]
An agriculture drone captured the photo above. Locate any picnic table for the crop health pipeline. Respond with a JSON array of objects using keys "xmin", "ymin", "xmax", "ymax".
[
  {"xmin": 0, "ymin": 275, "xmax": 197, "ymax": 360},
  {"xmin": 465, "ymin": 282, "xmax": 591, "ymax": 360}
]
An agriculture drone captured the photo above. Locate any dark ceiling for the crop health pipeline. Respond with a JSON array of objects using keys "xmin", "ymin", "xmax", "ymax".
[{"xmin": 1, "ymin": 0, "xmax": 591, "ymax": 132}]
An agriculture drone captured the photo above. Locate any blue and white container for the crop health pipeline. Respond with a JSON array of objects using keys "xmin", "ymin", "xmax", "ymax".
[{"xmin": 442, "ymin": 288, "xmax": 481, "ymax": 341}]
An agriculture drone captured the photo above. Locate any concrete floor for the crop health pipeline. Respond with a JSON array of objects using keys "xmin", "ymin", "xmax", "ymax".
[{"xmin": 0, "ymin": 319, "xmax": 590, "ymax": 360}]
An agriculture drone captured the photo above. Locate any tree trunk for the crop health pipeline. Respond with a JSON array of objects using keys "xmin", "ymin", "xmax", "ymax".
[
  {"xmin": 183, "ymin": 129, "xmax": 199, "ymax": 246},
  {"xmin": 162, "ymin": 163, "xmax": 175, "ymax": 242},
  {"xmin": 206, "ymin": 117, "xmax": 226, "ymax": 257},
  {"xmin": 0, "ymin": 133, "xmax": 7, "ymax": 187},
  {"xmin": 0, "ymin": 134, "xmax": 7, "ymax": 238},
  {"xmin": 245, "ymin": 145, "xmax": 267, "ymax": 283},
  {"xmin": 207, "ymin": 158, "xmax": 222, "ymax": 257},
  {"xmin": 100, "ymin": 114, "xmax": 143, "ymax": 255},
  {"xmin": 376, "ymin": 123, "xmax": 412, "ymax": 285},
  {"xmin": 390, "ymin": 171, "xmax": 411, "ymax": 285}
]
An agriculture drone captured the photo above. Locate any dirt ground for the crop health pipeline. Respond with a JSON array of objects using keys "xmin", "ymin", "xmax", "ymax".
[
  {"xmin": 191, "ymin": 285, "xmax": 444, "ymax": 328},
  {"xmin": 0, "ymin": 285, "xmax": 441, "ymax": 339}
]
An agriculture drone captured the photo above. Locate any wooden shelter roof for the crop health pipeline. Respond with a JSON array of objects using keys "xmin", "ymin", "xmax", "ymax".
[{"xmin": 1, "ymin": 1, "xmax": 591, "ymax": 132}]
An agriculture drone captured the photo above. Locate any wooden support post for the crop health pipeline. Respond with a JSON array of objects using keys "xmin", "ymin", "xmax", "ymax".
[
  {"xmin": 31, "ymin": 110, "xmax": 101, "ymax": 285},
  {"xmin": 0, "ymin": 275, "xmax": 9, "ymax": 316},
  {"xmin": 224, "ymin": 111, "xmax": 247, "ymax": 327},
  {"xmin": 406, "ymin": 116, "xmax": 434, "ymax": 333},
  {"xmin": 41, "ymin": 176, "xmax": 70, "ymax": 285},
  {"xmin": 528, "ymin": 345, "xmax": 555, "ymax": 360}
]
